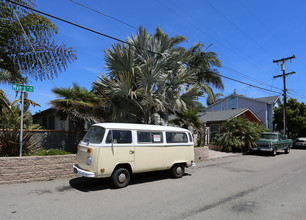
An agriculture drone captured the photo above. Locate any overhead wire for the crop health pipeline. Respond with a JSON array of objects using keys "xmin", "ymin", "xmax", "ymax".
[
  {"xmin": 69, "ymin": 0, "xmax": 138, "ymax": 30},
  {"xmin": 156, "ymin": 0, "xmax": 269, "ymax": 71},
  {"xmin": 203, "ymin": 0, "xmax": 276, "ymax": 59},
  {"xmin": 70, "ymin": 0, "xmax": 283, "ymax": 94},
  {"xmin": 156, "ymin": 0, "xmax": 283, "ymax": 92},
  {"xmin": 7, "ymin": 0, "xmax": 282, "ymax": 96}
]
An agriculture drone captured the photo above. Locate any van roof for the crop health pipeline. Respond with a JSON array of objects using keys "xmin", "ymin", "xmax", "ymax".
[{"xmin": 93, "ymin": 123, "xmax": 190, "ymax": 132}]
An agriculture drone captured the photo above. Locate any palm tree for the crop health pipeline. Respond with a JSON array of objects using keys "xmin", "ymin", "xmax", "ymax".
[
  {"xmin": 186, "ymin": 43, "xmax": 223, "ymax": 90},
  {"xmin": 50, "ymin": 83, "xmax": 105, "ymax": 142},
  {"xmin": 0, "ymin": 0, "xmax": 76, "ymax": 84},
  {"xmin": 93, "ymin": 27, "xmax": 203, "ymax": 124},
  {"xmin": 50, "ymin": 83, "xmax": 104, "ymax": 123}
]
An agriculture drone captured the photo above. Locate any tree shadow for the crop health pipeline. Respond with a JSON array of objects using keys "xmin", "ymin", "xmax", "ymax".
[{"xmin": 70, "ymin": 171, "xmax": 191, "ymax": 192}]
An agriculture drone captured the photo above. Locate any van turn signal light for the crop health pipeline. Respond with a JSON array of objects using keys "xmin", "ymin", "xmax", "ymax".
[{"xmin": 87, "ymin": 149, "xmax": 92, "ymax": 153}]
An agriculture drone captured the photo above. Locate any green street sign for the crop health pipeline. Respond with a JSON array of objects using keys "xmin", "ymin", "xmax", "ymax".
[{"xmin": 12, "ymin": 84, "xmax": 34, "ymax": 92}]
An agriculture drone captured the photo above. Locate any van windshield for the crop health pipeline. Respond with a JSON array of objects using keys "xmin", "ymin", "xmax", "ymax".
[{"xmin": 82, "ymin": 126, "xmax": 105, "ymax": 144}]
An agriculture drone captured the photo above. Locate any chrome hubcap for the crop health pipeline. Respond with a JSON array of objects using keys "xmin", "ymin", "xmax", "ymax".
[
  {"xmin": 118, "ymin": 173, "xmax": 126, "ymax": 183},
  {"xmin": 176, "ymin": 167, "xmax": 182, "ymax": 174}
]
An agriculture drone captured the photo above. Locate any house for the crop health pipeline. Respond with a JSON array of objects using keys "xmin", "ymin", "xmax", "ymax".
[
  {"xmin": 33, "ymin": 108, "xmax": 74, "ymax": 131},
  {"xmin": 199, "ymin": 108, "xmax": 262, "ymax": 142},
  {"xmin": 204, "ymin": 94, "xmax": 281, "ymax": 130}
]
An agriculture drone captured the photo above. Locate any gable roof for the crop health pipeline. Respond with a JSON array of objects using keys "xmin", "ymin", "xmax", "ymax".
[
  {"xmin": 255, "ymin": 96, "xmax": 281, "ymax": 104},
  {"xmin": 206, "ymin": 94, "xmax": 281, "ymax": 111},
  {"xmin": 199, "ymin": 108, "xmax": 261, "ymax": 123}
]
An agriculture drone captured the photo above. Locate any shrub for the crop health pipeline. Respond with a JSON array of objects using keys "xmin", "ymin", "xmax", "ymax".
[
  {"xmin": 27, "ymin": 148, "xmax": 71, "ymax": 156},
  {"xmin": 216, "ymin": 117, "xmax": 269, "ymax": 152},
  {"xmin": 0, "ymin": 129, "xmax": 40, "ymax": 157}
]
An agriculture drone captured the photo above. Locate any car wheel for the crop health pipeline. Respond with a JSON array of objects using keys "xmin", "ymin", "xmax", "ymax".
[
  {"xmin": 272, "ymin": 147, "xmax": 277, "ymax": 156},
  {"xmin": 111, "ymin": 168, "xmax": 130, "ymax": 188},
  {"xmin": 285, "ymin": 146, "xmax": 290, "ymax": 154},
  {"xmin": 171, "ymin": 164, "xmax": 185, "ymax": 178}
]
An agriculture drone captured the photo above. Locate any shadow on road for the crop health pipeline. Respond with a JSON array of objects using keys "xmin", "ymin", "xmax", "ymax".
[
  {"xmin": 70, "ymin": 171, "xmax": 191, "ymax": 192},
  {"xmin": 243, "ymin": 151, "xmax": 290, "ymax": 157}
]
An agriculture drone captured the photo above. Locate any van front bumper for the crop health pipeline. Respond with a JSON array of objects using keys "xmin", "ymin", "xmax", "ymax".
[{"xmin": 73, "ymin": 164, "xmax": 95, "ymax": 178}]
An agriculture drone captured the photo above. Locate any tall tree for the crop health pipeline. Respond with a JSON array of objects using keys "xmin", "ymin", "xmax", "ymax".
[
  {"xmin": 50, "ymin": 83, "xmax": 104, "ymax": 123},
  {"xmin": 93, "ymin": 27, "xmax": 221, "ymax": 124},
  {"xmin": 273, "ymin": 98, "xmax": 306, "ymax": 138},
  {"xmin": 0, "ymin": 0, "xmax": 76, "ymax": 84}
]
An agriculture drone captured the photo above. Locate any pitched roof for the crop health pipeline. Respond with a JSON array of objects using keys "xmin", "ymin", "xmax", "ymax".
[
  {"xmin": 206, "ymin": 94, "xmax": 281, "ymax": 111},
  {"xmin": 255, "ymin": 96, "xmax": 280, "ymax": 104},
  {"xmin": 199, "ymin": 108, "xmax": 260, "ymax": 122}
]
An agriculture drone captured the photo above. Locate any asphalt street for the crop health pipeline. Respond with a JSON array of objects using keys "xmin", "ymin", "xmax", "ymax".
[{"xmin": 1, "ymin": 149, "xmax": 306, "ymax": 220}]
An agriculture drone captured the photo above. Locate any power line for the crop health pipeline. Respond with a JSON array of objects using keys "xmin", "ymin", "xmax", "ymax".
[
  {"xmin": 70, "ymin": 0, "xmax": 283, "ymax": 94},
  {"xmin": 203, "ymin": 0, "xmax": 276, "ymax": 59},
  {"xmin": 6, "ymin": 0, "xmax": 162, "ymax": 56},
  {"xmin": 223, "ymin": 66, "xmax": 283, "ymax": 92},
  {"xmin": 156, "ymin": 0, "xmax": 269, "ymax": 71},
  {"xmin": 214, "ymin": 73, "xmax": 281, "ymax": 94},
  {"xmin": 70, "ymin": 0, "xmax": 138, "ymax": 30},
  {"xmin": 7, "ymin": 0, "xmax": 282, "ymax": 96}
]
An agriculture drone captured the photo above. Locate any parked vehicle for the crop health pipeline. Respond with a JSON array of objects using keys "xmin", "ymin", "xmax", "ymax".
[
  {"xmin": 73, "ymin": 123, "xmax": 195, "ymax": 188},
  {"xmin": 294, "ymin": 137, "xmax": 306, "ymax": 148},
  {"xmin": 252, "ymin": 132, "xmax": 292, "ymax": 156}
]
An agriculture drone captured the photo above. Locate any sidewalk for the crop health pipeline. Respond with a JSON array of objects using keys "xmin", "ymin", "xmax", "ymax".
[{"xmin": 207, "ymin": 149, "xmax": 240, "ymax": 159}]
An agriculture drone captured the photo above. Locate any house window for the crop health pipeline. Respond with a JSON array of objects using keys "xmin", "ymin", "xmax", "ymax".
[
  {"xmin": 210, "ymin": 124, "xmax": 220, "ymax": 141},
  {"xmin": 228, "ymin": 96, "xmax": 238, "ymax": 110},
  {"xmin": 48, "ymin": 116, "xmax": 55, "ymax": 130},
  {"xmin": 42, "ymin": 117, "xmax": 48, "ymax": 129}
]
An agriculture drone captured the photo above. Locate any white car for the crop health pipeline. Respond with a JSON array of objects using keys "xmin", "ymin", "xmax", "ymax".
[{"xmin": 294, "ymin": 137, "xmax": 306, "ymax": 148}]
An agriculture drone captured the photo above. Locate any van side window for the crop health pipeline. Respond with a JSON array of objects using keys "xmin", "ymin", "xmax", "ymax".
[
  {"xmin": 166, "ymin": 132, "xmax": 188, "ymax": 143},
  {"xmin": 106, "ymin": 130, "xmax": 132, "ymax": 144},
  {"xmin": 137, "ymin": 132, "xmax": 163, "ymax": 143}
]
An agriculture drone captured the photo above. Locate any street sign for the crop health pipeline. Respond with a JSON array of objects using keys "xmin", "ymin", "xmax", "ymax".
[
  {"xmin": 12, "ymin": 84, "xmax": 34, "ymax": 92},
  {"xmin": 11, "ymin": 84, "xmax": 34, "ymax": 156}
]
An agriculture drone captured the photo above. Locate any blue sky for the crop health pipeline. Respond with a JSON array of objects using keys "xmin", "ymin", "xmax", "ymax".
[{"xmin": 2, "ymin": 0, "xmax": 306, "ymax": 114}]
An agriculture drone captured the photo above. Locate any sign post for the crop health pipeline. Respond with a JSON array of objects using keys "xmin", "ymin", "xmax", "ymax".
[{"xmin": 12, "ymin": 84, "xmax": 34, "ymax": 157}]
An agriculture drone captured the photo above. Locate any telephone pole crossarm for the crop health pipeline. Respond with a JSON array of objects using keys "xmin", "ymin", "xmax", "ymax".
[
  {"xmin": 273, "ymin": 71, "xmax": 296, "ymax": 79},
  {"xmin": 273, "ymin": 55, "xmax": 295, "ymax": 63}
]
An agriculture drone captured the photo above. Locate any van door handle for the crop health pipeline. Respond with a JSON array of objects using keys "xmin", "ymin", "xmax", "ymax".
[{"xmin": 129, "ymin": 150, "xmax": 134, "ymax": 154}]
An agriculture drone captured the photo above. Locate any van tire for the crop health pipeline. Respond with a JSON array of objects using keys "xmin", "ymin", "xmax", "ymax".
[
  {"xmin": 171, "ymin": 164, "xmax": 185, "ymax": 178},
  {"xmin": 111, "ymin": 168, "xmax": 130, "ymax": 188}
]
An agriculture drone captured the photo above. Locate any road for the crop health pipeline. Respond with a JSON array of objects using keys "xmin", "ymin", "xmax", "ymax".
[{"xmin": 1, "ymin": 149, "xmax": 306, "ymax": 220}]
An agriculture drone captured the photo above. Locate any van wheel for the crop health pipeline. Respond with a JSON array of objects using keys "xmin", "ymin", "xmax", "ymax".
[
  {"xmin": 111, "ymin": 168, "xmax": 130, "ymax": 188},
  {"xmin": 171, "ymin": 164, "xmax": 185, "ymax": 178},
  {"xmin": 285, "ymin": 147, "xmax": 290, "ymax": 154}
]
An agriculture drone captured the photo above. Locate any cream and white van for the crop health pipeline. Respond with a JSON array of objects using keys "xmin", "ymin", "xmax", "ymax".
[{"xmin": 73, "ymin": 123, "xmax": 195, "ymax": 188}]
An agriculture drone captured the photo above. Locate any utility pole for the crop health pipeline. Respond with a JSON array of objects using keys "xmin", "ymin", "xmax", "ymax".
[{"xmin": 273, "ymin": 55, "xmax": 295, "ymax": 138}]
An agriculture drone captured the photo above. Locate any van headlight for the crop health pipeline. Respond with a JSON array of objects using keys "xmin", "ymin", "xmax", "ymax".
[{"xmin": 86, "ymin": 156, "xmax": 92, "ymax": 165}]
